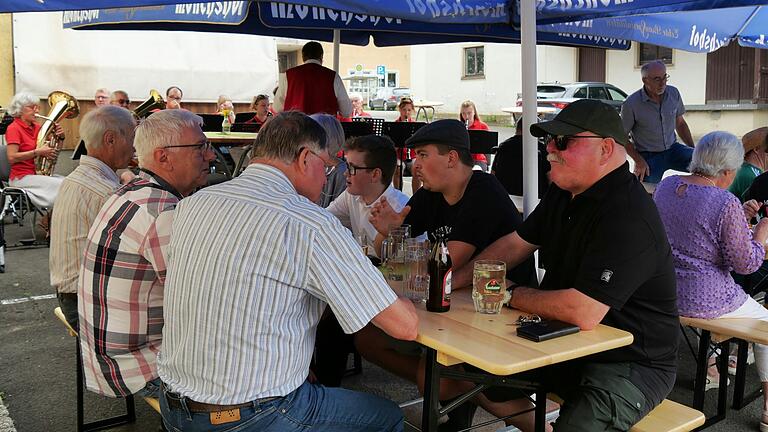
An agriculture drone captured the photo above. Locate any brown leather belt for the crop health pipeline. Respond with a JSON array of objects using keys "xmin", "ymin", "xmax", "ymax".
[{"xmin": 166, "ymin": 395, "xmax": 281, "ymax": 413}]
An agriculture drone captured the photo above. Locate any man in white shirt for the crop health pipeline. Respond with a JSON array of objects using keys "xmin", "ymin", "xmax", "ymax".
[
  {"xmin": 158, "ymin": 112, "xmax": 417, "ymax": 431},
  {"xmin": 327, "ymin": 135, "xmax": 409, "ymax": 258}
]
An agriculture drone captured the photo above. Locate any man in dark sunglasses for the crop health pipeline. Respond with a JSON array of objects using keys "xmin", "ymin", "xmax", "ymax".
[
  {"xmin": 621, "ymin": 59, "xmax": 694, "ymax": 183},
  {"xmin": 110, "ymin": 90, "xmax": 130, "ymax": 108},
  {"xmin": 452, "ymin": 99, "xmax": 679, "ymax": 432}
]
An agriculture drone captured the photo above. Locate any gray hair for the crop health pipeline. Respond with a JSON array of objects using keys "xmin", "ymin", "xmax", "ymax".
[
  {"xmin": 80, "ymin": 106, "xmax": 136, "ymax": 152},
  {"xmin": 7, "ymin": 92, "xmax": 39, "ymax": 117},
  {"xmin": 641, "ymin": 60, "xmax": 666, "ymax": 78},
  {"xmin": 689, "ymin": 131, "xmax": 744, "ymax": 177},
  {"xmin": 252, "ymin": 111, "xmax": 326, "ymax": 164},
  {"xmin": 309, "ymin": 113, "xmax": 344, "ymax": 155},
  {"xmin": 134, "ymin": 109, "xmax": 202, "ymax": 166},
  {"xmin": 349, "ymin": 93, "xmax": 363, "ymax": 102}
]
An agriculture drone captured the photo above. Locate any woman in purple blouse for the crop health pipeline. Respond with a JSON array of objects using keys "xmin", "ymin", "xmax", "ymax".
[{"xmin": 654, "ymin": 131, "xmax": 768, "ymax": 429}]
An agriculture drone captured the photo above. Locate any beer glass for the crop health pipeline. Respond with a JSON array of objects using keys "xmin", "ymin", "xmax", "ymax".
[
  {"xmin": 383, "ymin": 227, "xmax": 409, "ymax": 295},
  {"xmin": 472, "ymin": 260, "xmax": 508, "ymax": 314},
  {"xmin": 405, "ymin": 239, "xmax": 429, "ymax": 302}
]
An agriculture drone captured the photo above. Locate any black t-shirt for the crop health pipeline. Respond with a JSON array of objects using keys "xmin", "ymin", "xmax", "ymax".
[
  {"xmin": 516, "ymin": 162, "xmax": 678, "ymax": 405},
  {"xmin": 744, "ymin": 171, "xmax": 768, "ymax": 212},
  {"xmin": 404, "ymin": 171, "xmax": 536, "ymax": 286},
  {"xmin": 490, "ymin": 135, "xmax": 550, "ymax": 198}
]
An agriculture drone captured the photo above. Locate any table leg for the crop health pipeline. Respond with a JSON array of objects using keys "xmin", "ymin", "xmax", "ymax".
[
  {"xmin": 692, "ymin": 330, "xmax": 710, "ymax": 410},
  {"xmin": 422, "ymin": 348, "xmax": 441, "ymax": 432},
  {"xmin": 534, "ymin": 388, "xmax": 546, "ymax": 432}
]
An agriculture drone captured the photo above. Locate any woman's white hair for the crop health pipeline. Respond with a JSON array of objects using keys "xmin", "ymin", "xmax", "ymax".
[
  {"xmin": 7, "ymin": 92, "xmax": 39, "ymax": 117},
  {"xmin": 79, "ymin": 106, "xmax": 136, "ymax": 152},
  {"xmin": 689, "ymin": 131, "xmax": 744, "ymax": 177},
  {"xmin": 309, "ymin": 114, "xmax": 345, "ymax": 156},
  {"xmin": 134, "ymin": 109, "xmax": 203, "ymax": 166}
]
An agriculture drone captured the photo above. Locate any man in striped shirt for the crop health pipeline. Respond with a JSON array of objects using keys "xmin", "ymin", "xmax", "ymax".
[
  {"xmin": 50, "ymin": 105, "xmax": 136, "ymax": 330},
  {"xmin": 78, "ymin": 109, "xmax": 216, "ymax": 398},
  {"xmin": 158, "ymin": 112, "xmax": 418, "ymax": 431}
]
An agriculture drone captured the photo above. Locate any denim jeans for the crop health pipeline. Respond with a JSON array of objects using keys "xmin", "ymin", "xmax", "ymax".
[
  {"xmin": 138, "ymin": 377, "xmax": 162, "ymax": 398},
  {"xmin": 160, "ymin": 380, "xmax": 403, "ymax": 431},
  {"xmin": 640, "ymin": 142, "xmax": 694, "ymax": 183}
]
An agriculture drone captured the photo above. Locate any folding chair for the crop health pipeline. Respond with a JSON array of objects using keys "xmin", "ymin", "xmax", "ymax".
[{"xmin": 0, "ymin": 144, "xmax": 48, "ymax": 247}]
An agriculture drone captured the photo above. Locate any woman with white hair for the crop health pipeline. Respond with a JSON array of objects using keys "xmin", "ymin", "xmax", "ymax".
[
  {"xmin": 654, "ymin": 131, "xmax": 768, "ymax": 430},
  {"xmin": 4, "ymin": 92, "xmax": 65, "ymax": 230},
  {"xmin": 310, "ymin": 113, "xmax": 348, "ymax": 207},
  {"xmin": 349, "ymin": 93, "xmax": 370, "ymax": 118}
]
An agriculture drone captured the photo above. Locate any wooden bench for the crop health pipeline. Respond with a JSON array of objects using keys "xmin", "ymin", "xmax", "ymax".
[
  {"xmin": 53, "ymin": 307, "xmax": 136, "ymax": 431},
  {"xmin": 680, "ymin": 316, "xmax": 768, "ymax": 427},
  {"xmin": 541, "ymin": 395, "xmax": 703, "ymax": 432},
  {"xmin": 144, "ymin": 396, "xmax": 161, "ymax": 414}
]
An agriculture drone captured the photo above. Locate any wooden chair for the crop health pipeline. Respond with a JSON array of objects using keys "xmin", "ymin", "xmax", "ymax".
[{"xmin": 54, "ymin": 307, "xmax": 136, "ymax": 431}]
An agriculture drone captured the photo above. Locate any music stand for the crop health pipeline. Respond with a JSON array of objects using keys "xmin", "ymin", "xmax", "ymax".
[
  {"xmin": 232, "ymin": 123, "xmax": 260, "ymax": 133},
  {"xmin": 383, "ymin": 121, "xmax": 426, "ymax": 190},
  {"xmin": 72, "ymin": 140, "xmax": 87, "ymax": 160},
  {"xmin": 468, "ymin": 130, "xmax": 498, "ymax": 155},
  {"xmin": 341, "ymin": 121, "xmax": 374, "ymax": 140},
  {"xmin": 235, "ymin": 112, "xmax": 256, "ymax": 123},
  {"xmin": 198, "ymin": 113, "xmax": 223, "ymax": 132}
]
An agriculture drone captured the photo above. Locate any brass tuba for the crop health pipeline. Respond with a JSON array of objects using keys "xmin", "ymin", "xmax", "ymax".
[
  {"xmin": 133, "ymin": 89, "xmax": 165, "ymax": 119},
  {"xmin": 35, "ymin": 91, "xmax": 79, "ymax": 176}
]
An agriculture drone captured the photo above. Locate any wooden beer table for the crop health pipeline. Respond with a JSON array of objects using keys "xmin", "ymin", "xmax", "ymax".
[
  {"xmin": 204, "ymin": 131, "xmax": 257, "ymax": 147},
  {"xmin": 415, "ymin": 289, "xmax": 634, "ymax": 432}
]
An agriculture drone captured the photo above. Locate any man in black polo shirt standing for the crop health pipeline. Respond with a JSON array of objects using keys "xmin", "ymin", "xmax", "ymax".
[{"xmin": 453, "ymin": 99, "xmax": 679, "ymax": 431}]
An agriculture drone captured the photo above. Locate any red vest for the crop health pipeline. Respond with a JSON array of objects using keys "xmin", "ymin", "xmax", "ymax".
[{"xmin": 284, "ymin": 63, "xmax": 339, "ymax": 115}]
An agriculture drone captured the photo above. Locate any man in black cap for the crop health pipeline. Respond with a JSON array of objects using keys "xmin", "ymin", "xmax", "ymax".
[
  {"xmin": 451, "ymin": 99, "xmax": 679, "ymax": 431},
  {"xmin": 360, "ymin": 119, "xmax": 538, "ymax": 431}
]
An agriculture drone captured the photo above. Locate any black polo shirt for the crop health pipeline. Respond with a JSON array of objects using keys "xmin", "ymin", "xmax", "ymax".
[{"xmin": 517, "ymin": 162, "xmax": 678, "ymax": 404}]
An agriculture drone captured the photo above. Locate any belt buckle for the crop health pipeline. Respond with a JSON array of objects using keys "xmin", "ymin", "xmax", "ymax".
[{"xmin": 210, "ymin": 408, "xmax": 241, "ymax": 425}]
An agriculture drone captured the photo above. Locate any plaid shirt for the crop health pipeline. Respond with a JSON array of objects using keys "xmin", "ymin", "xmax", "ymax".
[{"xmin": 78, "ymin": 169, "xmax": 181, "ymax": 397}]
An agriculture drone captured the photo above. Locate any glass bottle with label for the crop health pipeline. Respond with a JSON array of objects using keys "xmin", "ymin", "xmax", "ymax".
[
  {"xmin": 427, "ymin": 228, "xmax": 451, "ymax": 312},
  {"xmin": 221, "ymin": 111, "xmax": 232, "ymax": 135}
]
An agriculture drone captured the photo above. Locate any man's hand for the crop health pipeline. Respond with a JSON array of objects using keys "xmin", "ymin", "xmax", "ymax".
[
  {"xmin": 370, "ymin": 196, "xmax": 410, "ymax": 236},
  {"xmin": 632, "ymin": 154, "xmax": 650, "ymax": 181}
]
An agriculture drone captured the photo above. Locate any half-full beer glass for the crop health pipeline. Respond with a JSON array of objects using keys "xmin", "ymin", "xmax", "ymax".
[{"xmin": 472, "ymin": 260, "xmax": 507, "ymax": 314}]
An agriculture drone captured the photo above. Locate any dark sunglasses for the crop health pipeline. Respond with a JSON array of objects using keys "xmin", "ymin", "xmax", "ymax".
[{"xmin": 546, "ymin": 134, "xmax": 605, "ymax": 151}]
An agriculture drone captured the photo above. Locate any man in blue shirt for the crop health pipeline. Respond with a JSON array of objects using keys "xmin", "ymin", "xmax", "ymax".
[{"xmin": 621, "ymin": 60, "xmax": 694, "ymax": 183}]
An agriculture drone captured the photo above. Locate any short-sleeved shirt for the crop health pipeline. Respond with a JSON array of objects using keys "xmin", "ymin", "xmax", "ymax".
[
  {"xmin": 621, "ymin": 85, "xmax": 686, "ymax": 153},
  {"xmin": 327, "ymin": 184, "xmax": 410, "ymax": 257},
  {"xmin": 158, "ymin": 164, "xmax": 398, "ymax": 405},
  {"xmin": 404, "ymin": 171, "xmax": 536, "ymax": 286},
  {"xmin": 517, "ymin": 162, "xmax": 678, "ymax": 404},
  {"xmin": 5, "ymin": 118, "xmax": 40, "ymax": 180},
  {"xmin": 729, "ymin": 162, "xmax": 762, "ymax": 202},
  {"xmin": 78, "ymin": 169, "xmax": 180, "ymax": 397}
]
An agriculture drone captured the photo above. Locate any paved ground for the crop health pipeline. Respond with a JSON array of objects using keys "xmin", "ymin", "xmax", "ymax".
[{"xmin": 1, "ymin": 138, "xmax": 765, "ymax": 431}]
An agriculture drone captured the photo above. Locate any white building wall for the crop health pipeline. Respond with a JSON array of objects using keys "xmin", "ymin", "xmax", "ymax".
[
  {"xmin": 606, "ymin": 43, "xmax": 707, "ymax": 105},
  {"xmin": 411, "ymin": 43, "xmax": 579, "ymax": 116}
]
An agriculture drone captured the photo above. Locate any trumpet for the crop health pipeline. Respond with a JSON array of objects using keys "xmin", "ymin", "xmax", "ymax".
[
  {"xmin": 35, "ymin": 91, "xmax": 79, "ymax": 176},
  {"xmin": 133, "ymin": 89, "xmax": 165, "ymax": 119}
]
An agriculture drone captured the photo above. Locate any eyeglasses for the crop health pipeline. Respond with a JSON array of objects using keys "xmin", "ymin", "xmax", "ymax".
[
  {"xmin": 306, "ymin": 148, "xmax": 338, "ymax": 177},
  {"xmin": 162, "ymin": 141, "xmax": 213, "ymax": 154},
  {"xmin": 646, "ymin": 74, "xmax": 670, "ymax": 84},
  {"xmin": 117, "ymin": 99, "xmax": 130, "ymax": 105},
  {"xmin": 347, "ymin": 164, "xmax": 376, "ymax": 176},
  {"xmin": 514, "ymin": 314, "xmax": 542, "ymax": 326},
  {"xmin": 546, "ymin": 134, "xmax": 605, "ymax": 151},
  {"xmin": 95, "ymin": 95, "xmax": 109, "ymax": 100}
]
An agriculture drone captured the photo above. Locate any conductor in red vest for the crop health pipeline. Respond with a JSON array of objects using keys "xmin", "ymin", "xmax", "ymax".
[{"xmin": 274, "ymin": 41, "xmax": 352, "ymax": 118}]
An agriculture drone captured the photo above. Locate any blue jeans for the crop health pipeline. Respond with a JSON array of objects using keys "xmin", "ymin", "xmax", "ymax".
[
  {"xmin": 640, "ymin": 142, "xmax": 694, "ymax": 183},
  {"xmin": 159, "ymin": 380, "xmax": 403, "ymax": 431},
  {"xmin": 138, "ymin": 377, "xmax": 162, "ymax": 398}
]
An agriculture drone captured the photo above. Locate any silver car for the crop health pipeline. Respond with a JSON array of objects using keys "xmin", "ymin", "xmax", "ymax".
[
  {"xmin": 517, "ymin": 82, "xmax": 628, "ymax": 119},
  {"xmin": 369, "ymin": 87, "xmax": 411, "ymax": 110}
]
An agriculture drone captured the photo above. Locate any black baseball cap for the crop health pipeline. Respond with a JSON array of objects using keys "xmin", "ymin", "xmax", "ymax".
[
  {"xmin": 530, "ymin": 99, "xmax": 629, "ymax": 146},
  {"xmin": 405, "ymin": 119, "xmax": 469, "ymax": 150}
]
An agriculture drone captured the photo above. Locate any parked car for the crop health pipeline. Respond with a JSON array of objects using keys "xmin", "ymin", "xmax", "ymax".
[
  {"xmin": 369, "ymin": 87, "xmax": 411, "ymax": 110},
  {"xmin": 516, "ymin": 82, "xmax": 628, "ymax": 119}
]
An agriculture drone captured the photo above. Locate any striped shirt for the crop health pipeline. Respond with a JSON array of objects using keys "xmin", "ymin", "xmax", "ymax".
[
  {"xmin": 50, "ymin": 156, "xmax": 121, "ymax": 294},
  {"xmin": 158, "ymin": 163, "xmax": 398, "ymax": 405},
  {"xmin": 78, "ymin": 169, "xmax": 181, "ymax": 397}
]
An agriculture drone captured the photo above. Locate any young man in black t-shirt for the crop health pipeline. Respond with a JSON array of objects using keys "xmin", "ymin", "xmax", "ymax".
[{"xmin": 360, "ymin": 119, "xmax": 538, "ymax": 431}]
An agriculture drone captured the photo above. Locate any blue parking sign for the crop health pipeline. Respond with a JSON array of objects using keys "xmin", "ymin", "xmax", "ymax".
[{"xmin": 376, "ymin": 65, "xmax": 386, "ymax": 76}]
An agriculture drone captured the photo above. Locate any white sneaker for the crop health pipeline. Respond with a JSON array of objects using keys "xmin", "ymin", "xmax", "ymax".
[{"xmin": 705, "ymin": 375, "xmax": 730, "ymax": 391}]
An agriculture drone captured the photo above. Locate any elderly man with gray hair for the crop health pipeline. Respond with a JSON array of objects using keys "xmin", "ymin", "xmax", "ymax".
[
  {"xmin": 621, "ymin": 60, "xmax": 695, "ymax": 183},
  {"xmin": 50, "ymin": 105, "xmax": 136, "ymax": 330},
  {"xmin": 311, "ymin": 113, "xmax": 348, "ymax": 207},
  {"xmin": 157, "ymin": 111, "xmax": 417, "ymax": 431},
  {"xmin": 78, "ymin": 109, "xmax": 215, "ymax": 400}
]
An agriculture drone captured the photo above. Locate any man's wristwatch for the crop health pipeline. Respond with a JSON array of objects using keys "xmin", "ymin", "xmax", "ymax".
[{"xmin": 505, "ymin": 283, "xmax": 520, "ymax": 308}]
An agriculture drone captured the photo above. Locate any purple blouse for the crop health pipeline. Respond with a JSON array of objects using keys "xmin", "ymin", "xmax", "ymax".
[{"xmin": 654, "ymin": 176, "xmax": 764, "ymax": 318}]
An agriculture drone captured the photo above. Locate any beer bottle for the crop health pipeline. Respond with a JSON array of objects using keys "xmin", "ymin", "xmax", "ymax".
[{"xmin": 427, "ymin": 228, "xmax": 452, "ymax": 312}]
